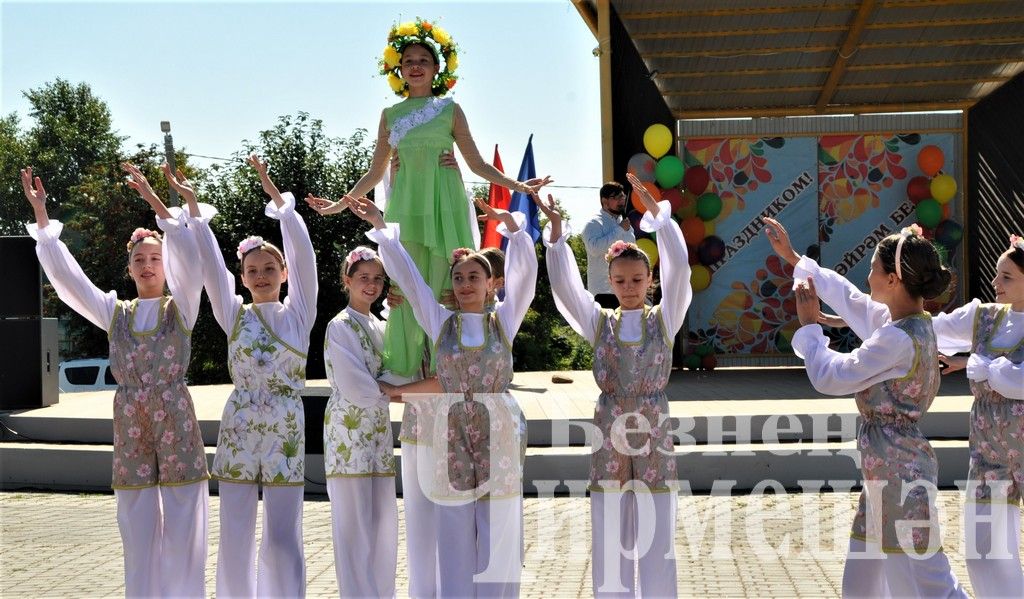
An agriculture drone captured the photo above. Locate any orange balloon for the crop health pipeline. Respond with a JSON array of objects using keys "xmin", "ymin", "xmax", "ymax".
[
  {"xmin": 631, "ymin": 182, "xmax": 661, "ymax": 213},
  {"xmin": 917, "ymin": 145, "xmax": 944, "ymax": 177},
  {"xmin": 681, "ymin": 216, "xmax": 706, "ymax": 245}
]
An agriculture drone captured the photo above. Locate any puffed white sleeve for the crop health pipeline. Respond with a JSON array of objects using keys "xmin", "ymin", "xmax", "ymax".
[
  {"xmin": 931, "ymin": 299, "xmax": 980, "ymax": 355},
  {"xmin": 25, "ymin": 220, "xmax": 116, "ymax": 331},
  {"xmin": 325, "ymin": 320, "xmax": 388, "ymax": 408},
  {"xmin": 641, "ymin": 200, "xmax": 691, "ymax": 336},
  {"xmin": 543, "ymin": 223, "xmax": 601, "ymax": 345},
  {"xmin": 366, "ymin": 224, "xmax": 452, "ymax": 343},
  {"xmin": 190, "ymin": 204, "xmax": 242, "ymax": 335},
  {"xmin": 987, "ymin": 357, "xmax": 1024, "ymax": 400},
  {"xmin": 268, "ymin": 193, "xmax": 317, "ymax": 334},
  {"xmin": 794, "ymin": 256, "xmax": 891, "ymax": 341},
  {"xmin": 157, "ymin": 208, "xmax": 203, "ymax": 330},
  {"xmin": 494, "ymin": 213, "xmax": 537, "ymax": 340},
  {"xmin": 792, "ymin": 323, "xmax": 915, "ymax": 395}
]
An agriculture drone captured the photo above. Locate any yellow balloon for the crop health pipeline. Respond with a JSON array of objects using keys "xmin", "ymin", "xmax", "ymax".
[
  {"xmin": 691, "ymin": 264, "xmax": 711, "ymax": 292},
  {"xmin": 930, "ymin": 174, "xmax": 957, "ymax": 204},
  {"xmin": 643, "ymin": 124, "xmax": 673, "ymax": 159},
  {"xmin": 703, "ymin": 221, "xmax": 716, "ymax": 236},
  {"xmin": 636, "ymin": 238, "xmax": 659, "ymax": 267}
]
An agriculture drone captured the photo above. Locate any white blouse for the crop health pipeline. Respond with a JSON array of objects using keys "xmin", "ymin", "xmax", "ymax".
[
  {"xmin": 325, "ymin": 306, "xmax": 389, "ymax": 409},
  {"xmin": 25, "ymin": 209, "xmax": 203, "ymax": 332},
  {"xmin": 931, "ymin": 298, "xmax": 1024, "ymax": 400},
  {"xmin": 365, "ymin": 215, "xmax": 536, "ymax": 347},
  {"xmin": 191, "ymin": 193, "xmax": 318, "ymax": 354},
  {"xmin": 544, "ymin": 200, "xmax": 691, "ymax": 345},
  {"xmin": 791, "ymin": 256, "xmax": 916, "ymax": 395}
]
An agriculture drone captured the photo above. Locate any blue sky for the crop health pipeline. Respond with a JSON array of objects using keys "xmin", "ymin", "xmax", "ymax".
[{"xmin": 1, "ymin": 0, "xmax": 603, "ymax": 229}]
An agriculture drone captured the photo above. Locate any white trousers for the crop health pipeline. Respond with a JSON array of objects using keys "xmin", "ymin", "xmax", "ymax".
[
  {"xmin": 115, "ymin": 480, "xmax": 209, "ymax": 598},
  {"xmin": 965, "ymin": 503, "xmax": 1024, "ymax": 598},
  {"xmin": 590, "ymin": 491, "xmax": 677, "ymax": 598},
  {"xmin": 437, "ymin": 497, "xmax": 522, "ymax": 598},
  {"xmin": 842, "ymin": 538, "xmax": 967, "ymax": 598},
  {"xmin": 216, "ymin": 482, "xmax": 305, "ymax": 598},
  {"xmin": 327, "ymin": 477, "xmax": 398, "ymax": 598},
  {"xmin": 402, "ymin": 441, "xmax": 440, "ymax": 598}
]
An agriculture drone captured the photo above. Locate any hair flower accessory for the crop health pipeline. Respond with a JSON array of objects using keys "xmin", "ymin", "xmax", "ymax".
[
  {"xmin": 345, "ymin": 246, "xmax": 378, "ymax": 269},
  {"xmin": 126, "ymin": 228, "xmax": 161, "ymax": 253},
  {"xmin": 605, "ymin": 240, "xmax": 633, "ymax": 263},
  {"xmin": 380, "ymin": 18, "xmax": 459, "ymax": 97},
  {"xmin": 1010, "ymin": 234, "xmax": 1024, "ymax": 252},
  {"xmin": 236, "ymin": 236, "xmax": 265, "ymax": 260},
  {"xmin": 900, "ymin": 223, "xmax": 923, "ymax": 238},
  {"xmin": 450, "ymin": 247, "xmax": 473, "ymax": 263}
]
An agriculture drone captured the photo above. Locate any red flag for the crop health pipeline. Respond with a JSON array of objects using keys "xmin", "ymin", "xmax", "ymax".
[{"xmin": 481, "ymin": 145, "xmax": 511, "ymax": 249}]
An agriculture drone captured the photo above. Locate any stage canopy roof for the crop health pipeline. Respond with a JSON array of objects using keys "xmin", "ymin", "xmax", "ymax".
[{"xmin": 573, "ymin": 0, "xmax": 1024, "ymax": 118}]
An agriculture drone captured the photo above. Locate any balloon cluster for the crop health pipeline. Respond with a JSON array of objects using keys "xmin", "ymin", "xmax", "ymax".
[
  {"xmin": 628, "ymin": 124, "xmax": 725, "ymax": 293},
  {"xmin": 905, "ymin": 145, "xmax": 962, "ymax": 253},
  {"xmin": 682, "ymin": 342, "xmax": 717, "ymax": 371}
]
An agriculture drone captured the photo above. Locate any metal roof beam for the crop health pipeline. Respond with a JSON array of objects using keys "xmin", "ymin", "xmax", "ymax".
[
  {"xmin": 655, "ymin": 57, "xmax": 1024, "ymax": 80},
  {"xmin": 620, "ymin": 0, "xmax": 1016, "ymax": 20},
  {"xmin": 816, "ymin": 0, "xmax": 878, "ymax": 112},
  {"xmin": 642, "ymin": 35, "xmax": 1024, "ymax": 59},
  {"xmin": 673, "ymin": 101, "xmax": 973, "ymax": 119},
  {"xmin": 663, "ymin": 74, "xmax": 1010, "ymax": 97}
]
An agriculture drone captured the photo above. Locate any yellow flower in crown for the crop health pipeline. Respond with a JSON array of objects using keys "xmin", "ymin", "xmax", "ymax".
[
  {"xmin": 383, "ymin": 46, "xmax": 401, "ymax": 70},
  {"xmin": 379, "ymin": 17, "xmax": 460, "ymax": 98},
  {"xmin": 387, "ymin": 72, "xmax": 404, "ymax": 93},
  {"xmin": 396, "ymin": 22, "xmax": 417, "ymax": 36},
  {"xmin": 446, "ymin": 51, "xmax": 458, "ymax": 72},
  {"xmin": 432, "ymin": 26, "xmax": 451, "ymax": 47}
]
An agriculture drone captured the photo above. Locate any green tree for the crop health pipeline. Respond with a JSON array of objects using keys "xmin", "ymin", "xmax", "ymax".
[{"xmin": 0, "ymin": 114, "xmax": 30, "ymax": 234}]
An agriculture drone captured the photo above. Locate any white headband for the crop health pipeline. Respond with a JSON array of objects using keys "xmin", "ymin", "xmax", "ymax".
[{"xmin": 894, "ymin": 224, "xmax": 923, "ymax": 280}]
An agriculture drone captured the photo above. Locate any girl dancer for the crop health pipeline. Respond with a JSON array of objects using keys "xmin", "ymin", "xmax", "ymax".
[
  {"xmin": 539, "ymin": 173, "xmax": 690, "ymax": 597},
  {"xmin": 323, "ymin": 246, "xmax": 398, "ymax": 597},
  {"xmin": 346, "ymin": 192, "xmax": 535, "ymax": 597},
  {"xmin": 764, "ymin": 217, "xmax": 966, "ymax": 597},
  {"xmin": 182, "ymin": 155, "xmax": 317, "ymax": 597},
  {"xmin": 21, "ymin": 164, "xmax": 209, "ymax": 597},
  {"xmin": 932, "ymin": 235, "xmax": 1024, "ymax": 596}
]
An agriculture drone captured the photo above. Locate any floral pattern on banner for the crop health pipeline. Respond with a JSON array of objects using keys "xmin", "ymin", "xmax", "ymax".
[
  {"xmin": 818, "ymin": 134, "xmax": 919, "ymax": 242},
  {"xmin": 966, "ymin": 304, "xmax": 1024, "ymax": 505},
  {"xmin": 682, "ymin": 138, "xmax": 788, "ymax": 221},
  {"xmin": 707, "ymin": 254, "xmax": 801, "ymax": 354}
]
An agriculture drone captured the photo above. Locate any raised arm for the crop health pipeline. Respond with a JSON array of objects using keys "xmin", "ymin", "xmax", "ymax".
[
  {"xmin": 190, "ymin": 206, "xmax": 242, "ymax": 335},
  {"xmin": 306, "ymin": 112, "xmax": 391, "ymax": 216},
  {"xmin": 536, "ymin": 193, "xmax": 601, "ymax": 345},
  {"xmin": 21, "ymin": 167, "xmax": 116, "ymax": 330},
  {"xmin": 478, "ymin": 199, "xmax": 536, "ymax": 339},
  {"xmin": 930, "ymin": 299, "xmax": 980, "ymax": 355},
  {"xmin": 452, "ymin": 105, "xmax": 551, "ymax": 196},
  {"xmin": 348, "ymin": 196, "xmax": 451, "ymax": 342}
]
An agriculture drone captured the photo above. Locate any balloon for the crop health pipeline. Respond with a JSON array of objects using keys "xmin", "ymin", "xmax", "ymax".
[
  {"xmin": 680, "ymin": 217, "xmax": 706, "ymax": 246},
  {"xmin": 906, "ymin": 176, "xmax": 932, "ymax": 204},
  {"xmin": 654, "ymin": 155, "xmax": 685, "ymax": 188},
  {"xmin": 683, "ymin": 353, "xmax": 701, "ymax": 370},
  {"xmin": 636, "ymin": 238, "xmax": 659, "ymax": 267},
  {"xmin": 631, "ymin": 182, "xmax": 661, "ymax": 213},
  {"xmin": 643, "ymin": 124, "xmax": 673, "ymax": 159},
  {"xmin": 697, "ymin": 235, "xmax": 726, "ymax": 266},
  {"xmin": 695, "ymin": 343, "xmax": 713, "ymax": 357},
  {"xmin": 626, "ymin": 153, "xmax": 656, "ymax": 183},
  {"xmin": 704, "ymin": 221, "xmax": 716, "ymax": 237},
  {"xmin": 674, "ymin": 191, "xmax": 698, "ymax": 219},
  {"xmin": 700, "ymin": 354, "xmax": 717, "ymax": 371},
  {"xmin": 915, "ymin": 198, "xmax": 942, "ymax": 228},
  {"xmin": 661, "ymin": 187, "xmax": 685, "ymax": 214},
  {"xmin": 697, "ymin": 192, "xmax": 723, "ymax": 221},
  {"xmin": 691, "ymin": 264, "xmax": 711, "ymax": 292},
  {"xmin": 935, "ymin": 219, "xmax": 963, "ymax": 249},
  {"xmin": 683, "ymin": 165, "xmax": 710, "ymax": 195},
  {"xmin": 930, "ymin": 174, "xmax": 957, "ymax": 204},
  {"xmin": 917, "ymin": 145, "xmax": 944, "ymax": 177}
]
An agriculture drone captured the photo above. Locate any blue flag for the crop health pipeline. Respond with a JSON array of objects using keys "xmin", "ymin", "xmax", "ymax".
[{"xmin": 505, "ymin": 134, "xmax": 540, "ymax": 247}]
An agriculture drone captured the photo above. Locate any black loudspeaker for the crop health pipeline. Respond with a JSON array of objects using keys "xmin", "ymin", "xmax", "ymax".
[
  {"xmin": 0, "ymin": 318, "xmax": 59, "ymax": 411},
  {"xmin": 0, "ymin": 236, "xmax": 42, "ymax": 318}
]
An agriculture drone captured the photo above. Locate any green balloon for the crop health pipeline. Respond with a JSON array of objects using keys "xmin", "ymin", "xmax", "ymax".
[
  {"xmin": 697, "ymin": 192, "xmax": 722, "ymax": 221},
  {"xmin": 695, "ymin": 343, "xmax": 713, "ymax": 357},
  {"xmin": 654, "ymin": 155, "xmax": 685, "ymax": 189},
  {"xmin": 915, "ymin": 198, "xmax": 941, "ymax": 229},
  {"xmin": 684, "ymin": 353, "xmax": 701, "ymax": 370}
]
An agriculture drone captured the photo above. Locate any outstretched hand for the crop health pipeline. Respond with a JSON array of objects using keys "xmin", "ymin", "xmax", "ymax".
[
  {"xmin": 304, "ymin": 194, "xmax": 348, "ymax": 216},
  {"xmin": 246, "ymin": 154, "xmax": 285, "ymax": 207},
  {"xmin": 524, "ymin": 175, "xmax": 554, "ymax": 195},
  {"xmin": 532, "ymin": 192, "xmax": 562, "ymax": 243},
  {"xmin": 123, "ymin": 163, "xmax": 172, "ymax": 219},
  {"xmin": 20, "ymin": 167, "xmax": 50, "ymax": 227},
  {"xmin": 161, "ymin": 163, "xmax": 197, "ymax": 203},
  {"xmin": 794, "ymin": 277, "xmax": 821, "ymax": 326},
  {"xmin": 625, "ymin": 173, "xmax": 658, "ymax": 216},
  {"xmin": 762, "ymin": 217, "xmax": 800, "ymax": 267},
  {"xmin": 938, "ymin": 354, "xmax": 967, "ymax": 375},
  {"xmin": 474, "ymin": 197, "xmax": 520, "ymax": 233},
  {"xmin": 343, "ymin": 196, "xmax": 385, "ymax": 229}
]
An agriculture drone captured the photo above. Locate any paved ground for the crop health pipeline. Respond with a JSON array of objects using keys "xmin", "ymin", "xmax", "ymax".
[{"xmin": 0, "ymin": 490, "xmax": 992, "ymax": 598}]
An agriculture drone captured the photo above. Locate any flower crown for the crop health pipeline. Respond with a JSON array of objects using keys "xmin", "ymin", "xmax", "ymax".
[
  {"xmin": 380, "ymin": 18, "xmax": 459, "ymax": 97},
  {"xmin": 450, "ymin": 247, "xmax": 474, "ymax": 263},
  {"xmin": 605, "ymin": 240, "xmax": 635, "ymax": 263},
  {"xmin": 345, "ymin": 246, "xmax": 379, "ymax": 270},
  {"xmin": 236, "ymin": 236, "xmax": 266, "ymax": 261},
  {"xmin": 1011, "ymin": 234, "xmax": 1024, "ymax": 252},
  {"xmin": 126, "ymin": 228, "xmax": 162, "ymax": 253}
]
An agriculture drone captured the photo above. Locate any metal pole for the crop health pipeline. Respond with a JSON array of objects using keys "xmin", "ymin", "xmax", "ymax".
[{"xmin": 160, "ymin": 121, "xmax": 179, "ymax": 206}]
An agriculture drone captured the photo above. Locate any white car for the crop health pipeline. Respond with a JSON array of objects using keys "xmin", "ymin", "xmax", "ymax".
[{"xmin": 59, "ymin": 358, "xmax": 117, "ymax": 393}]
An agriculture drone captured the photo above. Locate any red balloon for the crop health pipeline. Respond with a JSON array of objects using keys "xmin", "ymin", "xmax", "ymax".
[
  {"xmin": 917, "ymin": 146, "xmax": 944, "ymax": 177},
  {"xmin": 680, "ymin": 216, "xmax": 706, "ymax": 246},
  {"xmin": 683, "ymin": 165, "xmax": 710, "ymax": 195},
  {"xmin": 906, "ymin": 176, "xmax": 932, "ymax": 204},
  {"xmin": 661, "ymin": 187, "xmax": 685, "ymax": 213},
  {"xmin": 700, "ymin": 354, "xmax": 717, "ymax": 371}
]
